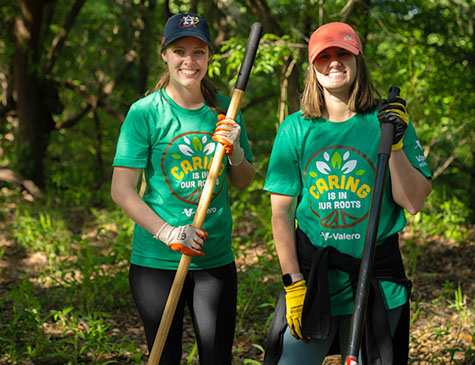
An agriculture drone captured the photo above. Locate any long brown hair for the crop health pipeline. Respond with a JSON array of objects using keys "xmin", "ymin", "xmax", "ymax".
[
  {"xmin": 300, "ymin": 54, "xmax": 380, "ymax": 119},
  {"xmin": 148, "ymin": 44, "xmax": 225, "ymax": 114}
]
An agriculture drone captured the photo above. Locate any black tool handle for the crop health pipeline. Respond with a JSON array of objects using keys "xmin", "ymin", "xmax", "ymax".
[
  {"xmin": 235, "ymin": 22, "xmax": 263, "ymax": 91},
  {"xmin": 344, "ymin": 86, "xmax": 400, "ymax": 365}
]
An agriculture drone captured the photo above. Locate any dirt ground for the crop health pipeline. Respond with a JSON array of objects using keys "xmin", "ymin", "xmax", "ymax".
[
  {"xmin": 231, "ymin": 227, "xmax": 475, "ymax": 364},
  {"xmin": 0, "ymin": 202, "xmax": 474, "ymax": 364}
]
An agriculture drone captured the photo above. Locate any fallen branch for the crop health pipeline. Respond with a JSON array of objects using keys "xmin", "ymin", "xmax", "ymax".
[{"xmin": 0, "ymin": 168, "xmax": 42, "ymax": 199}]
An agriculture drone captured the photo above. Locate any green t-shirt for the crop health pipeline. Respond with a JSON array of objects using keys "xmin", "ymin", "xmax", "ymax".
[
  {"xmin": 113, "ymin": 89, "xmax": 253, "ymax": 270},
  {"xmin": 264, "ymin": 108, "xmax": 431, "ymax": 315}
]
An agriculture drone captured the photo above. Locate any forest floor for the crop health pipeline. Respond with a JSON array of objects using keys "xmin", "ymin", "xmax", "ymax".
[
  {"xmin": 230, "ymin": 226, "xmax": 475, "ymax": 365},
  {"xmin": 0, "ymin": 199, "xmax": 474, "ymax": 364}
]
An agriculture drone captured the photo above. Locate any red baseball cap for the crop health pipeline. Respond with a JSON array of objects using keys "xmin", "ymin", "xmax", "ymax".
[{"xmin": 308, "ymin": 22, "xmax": 363, "ymax": 63}]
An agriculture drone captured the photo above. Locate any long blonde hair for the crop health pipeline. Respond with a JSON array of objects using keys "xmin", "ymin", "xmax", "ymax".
[
  {"xmin": 149, "ymin": 45, "xmax": 225, "ymax": 115},
  {"xmin": 300, "ymin": 54, "xmax": 380, "ymax": 118}
]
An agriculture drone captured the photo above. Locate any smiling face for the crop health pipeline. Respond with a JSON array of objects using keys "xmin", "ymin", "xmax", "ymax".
[
  {"xmin": 161, "ymin": 36, "xmax": 211, "ymax": 91},
  {"xmin": 314, "ymin": 47, "xmax": 357, "ymax": 97}
]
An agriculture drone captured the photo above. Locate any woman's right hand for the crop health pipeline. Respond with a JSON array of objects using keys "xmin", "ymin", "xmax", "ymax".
[
  {"xmin": 284, "ymin": 279, "xmax": 307, "ymax": 340},
  {"xmin": 155, "ymin": 222, "xmax": 208, "ymax": 257}
]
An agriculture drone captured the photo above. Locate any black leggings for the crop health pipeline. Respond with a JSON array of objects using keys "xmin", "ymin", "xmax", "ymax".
[{"xmin": 129, "ymin": 262, "xmax": 237, "ymax": 365}]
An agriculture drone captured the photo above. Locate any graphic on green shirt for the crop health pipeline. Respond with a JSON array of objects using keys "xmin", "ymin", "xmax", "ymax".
[
  {"xmin": 163, "ymin": 131, "xmax": 225, "ymax": 205},
  {"xmin": 304, "ymin": 145, "xmax": 376, "ymax": 230}
]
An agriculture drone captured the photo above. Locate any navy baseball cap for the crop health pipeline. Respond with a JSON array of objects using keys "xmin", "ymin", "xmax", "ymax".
[{"xmin": 161, "ymin": 12, "xmax": 212, "ymax": 50}]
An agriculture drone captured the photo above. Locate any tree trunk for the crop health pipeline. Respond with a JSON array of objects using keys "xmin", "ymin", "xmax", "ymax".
[
  {"xmin": 92, "ymin": 109, "xmax": 104, "ymax": 188},
  {"xmin": 470, "ymin": 149, "xmax": 475, "ymax": 224},
  {"xmin": 13, "ymin": 0, "xmax": 56, "ymax": 187},
  {"xmin": 246, "ymin": 0, "xmax": 301, "ymax": 115},
  {"xmin": 136, "ymin": 0, "xmax": 157, "ymax": 94}
]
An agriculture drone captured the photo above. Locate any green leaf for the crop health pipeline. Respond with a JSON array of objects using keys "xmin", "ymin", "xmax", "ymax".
[
  {"xmin": 331, "ymin": 151, "xmax": 342, "ymax": 169},
  {"xmin": 192, "ymin": 136, "xmax": 202, "ymax": 151}
]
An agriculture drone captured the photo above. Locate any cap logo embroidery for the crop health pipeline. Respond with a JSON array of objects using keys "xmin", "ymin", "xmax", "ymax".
[
  {"xmin": 344, "ymin": 35, "xmax": 353, "ymax": 41},
  {"xmin": 179, "ymin": 15, "xmax": 199, "ymax": 28}
]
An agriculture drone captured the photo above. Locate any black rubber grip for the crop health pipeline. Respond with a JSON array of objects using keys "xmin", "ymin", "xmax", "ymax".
[
  {"xmin": 235, "ymin": 22, "xmax": 263, "ymax": 91},
  {"xmin": 388, "ymin": 86, "xmax": 400, "ymax": 100}
]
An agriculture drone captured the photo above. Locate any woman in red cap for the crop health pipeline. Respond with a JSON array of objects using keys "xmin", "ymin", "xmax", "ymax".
[
  {"xmin": 111, "ymin": 12, "xmax": 255, "ymax": 364},
  {"xmin": 263, "ymin": 22, "xmax": 431, "ymax": 364}
]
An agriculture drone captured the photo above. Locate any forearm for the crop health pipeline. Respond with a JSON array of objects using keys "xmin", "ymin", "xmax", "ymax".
[
  {"xmin": 389, "ymin": 149, "xmax": 432, "ymax": 214},
  {"xmin": 271, "ymin": 194, "xmax": 300, "ymax": 274},
  {"xmin": 227, "ymin": 158, "xmax": 255, "ymax": 190},
  {"xmin": 113, "ymin": 189, "xmax": 165, "ymax": 235},
  {"xmin": 111, "ymin": 167, "xmax": 165, "ymax": 236},
  {"xmin": 273, "ymin": 213, "xmax": 300, "ymax": 274}
]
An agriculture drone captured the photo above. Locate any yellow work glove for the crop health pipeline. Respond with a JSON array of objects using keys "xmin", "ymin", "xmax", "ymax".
[
  {"xmin": 284, "ymin": 280, "xmax": 307, "ymax": 340},
  {"xmin": 377, "ymin": 96, "xmax": 410, "ymax": 151}
]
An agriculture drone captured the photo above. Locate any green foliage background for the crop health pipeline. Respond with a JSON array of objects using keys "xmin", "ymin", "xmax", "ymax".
[{"xmin": 0, "ymin": 0, "xmax": 474, "ymax": 363}]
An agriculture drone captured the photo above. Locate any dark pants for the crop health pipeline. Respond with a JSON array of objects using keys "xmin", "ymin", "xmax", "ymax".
[{"xmin": 129, "ymin": 262, "xmax": 237, "ymax": 365}]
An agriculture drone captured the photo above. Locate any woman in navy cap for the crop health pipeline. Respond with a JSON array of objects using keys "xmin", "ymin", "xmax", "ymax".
[
  {"xmin": 111, "ymin": 12, "xmax": 255, "ymax": 364},
  {"xmin": 263, "ymin": 22, "xmax": 432, "ymax": 364}
]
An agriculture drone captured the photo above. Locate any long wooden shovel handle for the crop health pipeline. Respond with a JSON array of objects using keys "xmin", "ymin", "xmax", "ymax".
[{"xmin": 147, "ymin": 23, "xmax": 263, "ymax": 365}]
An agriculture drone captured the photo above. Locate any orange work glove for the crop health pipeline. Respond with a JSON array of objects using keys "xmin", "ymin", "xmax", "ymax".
[
  {"xmin": 212, "ymin": 114, "xmax": 245, "ymax": 166},
  {"xmin": 154, "ymin": 223, "xmax": 208, "ymax": 257}
]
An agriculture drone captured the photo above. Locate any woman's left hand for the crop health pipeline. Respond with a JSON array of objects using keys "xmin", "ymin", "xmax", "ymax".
[
  {"xmin": 212, "ymin": 114, "xmax": 244, "ymax": 166},
  {"xmin": 377, "ymin": 97, "xmax": 409, "ymax": 151}
]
